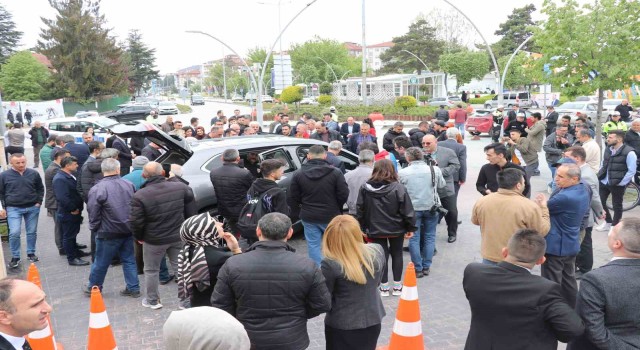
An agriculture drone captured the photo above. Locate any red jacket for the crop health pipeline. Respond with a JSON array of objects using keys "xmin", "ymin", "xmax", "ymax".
[{"xmin": 454, "ymin": 109, "xmax": 468, "ymax": 123}]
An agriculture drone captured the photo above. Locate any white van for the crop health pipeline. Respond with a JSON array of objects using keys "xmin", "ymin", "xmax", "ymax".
[
  {"xmin": 484, "ymin": 91, "xmax": 533, "ymax": 109},
  {"xmin": 45, "ymin": 117, "xmax": 119, "ymax": 144}
]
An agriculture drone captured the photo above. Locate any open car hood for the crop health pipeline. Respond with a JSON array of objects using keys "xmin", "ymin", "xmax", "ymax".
[{"xmin": 110, "ymin": 122, "xmax": 193, "ymax": 159}]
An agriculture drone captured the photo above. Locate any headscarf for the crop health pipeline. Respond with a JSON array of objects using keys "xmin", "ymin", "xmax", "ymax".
[
  {"xmin": 163, "ymin": 307, "xmax": 250, "ymax": 350},
  {"xmin": 177, "ymin": 212, "xmax": 223, "ymax": 301}
]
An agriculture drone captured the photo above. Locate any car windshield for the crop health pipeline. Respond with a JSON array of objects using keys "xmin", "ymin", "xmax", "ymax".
[
  {"xmin": 603, "ymin": 100, "xmax": 621, "ymax": 105},
  {"xmin": 159, "ymin": 101, "xmax": 175, "ymax": 106},
  {"xmin": 449, "ymin": 96, "xmax": 461, "ymax": 101},
  {"xmin": 95, "ymin": 117, "xmax": 119, "ymax": 128},
  {"xmin": 558, "ymin": 102, "xmax": 586, "ymax": 109}
]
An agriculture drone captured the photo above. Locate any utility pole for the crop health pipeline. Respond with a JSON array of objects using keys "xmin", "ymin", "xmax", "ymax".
[{"xmin": 361, "ymin": 0, "xmax": 367, "ymax": 106}]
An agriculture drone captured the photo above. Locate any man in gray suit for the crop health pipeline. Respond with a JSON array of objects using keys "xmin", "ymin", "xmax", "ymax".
[
  {"xmin": 568, "ymin": 217, "xmax": 640, "ymax": 350},
  {"xmin": 439, "ymin": 128, "xmax": 467, "ymax": 197},
  {"xmin": 561, "ymin": 147, "xmax": 605, "ymax": 278},
  {"xmin": 422, "ymin": 134, "xmax": 460, "ymax": 243}
]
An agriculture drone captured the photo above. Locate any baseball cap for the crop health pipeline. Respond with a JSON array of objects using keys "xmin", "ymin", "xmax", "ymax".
[
  {"xmin": 552, "ymin": 157, "xmax": 577, "ymax": 167},
  {"xmin": 329, "ymin": 106, "xmax": 336, "ymax": 112},
  {"xmin": 612, "ymin": 111, "xmax": 621, "ymax": 116}
]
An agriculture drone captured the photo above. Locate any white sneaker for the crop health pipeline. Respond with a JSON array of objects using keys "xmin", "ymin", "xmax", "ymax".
[
  {"xmin": 142, "ymin": 298, "xmax": 163, "ymax": 310},
  {"xmin": 594, "ymin": 222, "xmax": 611, "ymax": 232},
  {"xmin": 379, "ymin": 284, "xmax": 390, "ymax": 297}
]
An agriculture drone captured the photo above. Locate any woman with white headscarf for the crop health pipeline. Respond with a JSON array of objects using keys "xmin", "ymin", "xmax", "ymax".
[
  {"xmin": 177, "ymin": 212, "xmax": 242, "ymax": 307},
  {"xmin": 164, "ymin": 306, "xmax": 250, "ymax": 350}
]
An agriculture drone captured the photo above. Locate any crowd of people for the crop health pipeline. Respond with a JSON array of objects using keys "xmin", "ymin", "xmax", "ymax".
[{"xmin": 0, "ymin": 102, "xmax": 638, "ymax": 350}]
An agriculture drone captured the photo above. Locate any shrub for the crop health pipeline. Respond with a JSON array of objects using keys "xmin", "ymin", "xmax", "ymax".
[
  {"xmin": 395, "ymin": 95, "xmax": 417, "ymax": 111},
  {"xmin": 418, "ymin": 96, "xmax": 429, "ymax": 102},
  {"xmin": 280, "ymin": 86, "xmax": 304, "ymax": 104},
  {"xmin": 176, "ymin": 104, "xmax": 192, "ymax": 114},
  {"xmin": 319, "ymin": 82, "xmax": 333, "ymax": 95},
  {"xmin": 468, "ymin": 94, "xmax": 496, "ymax": 104},
  {"xmin": 318, "ymin": 94, "xmax": 333, "ymax": 105}
]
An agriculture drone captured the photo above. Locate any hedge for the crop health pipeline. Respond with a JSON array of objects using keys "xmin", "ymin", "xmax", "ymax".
[
  {"xmin": 468, "ymin": 94, "xmax": 496, "ymax": 104},
  {"xmin": 269, "ymin": 104, "xmax": 438, "ymax": 122}
]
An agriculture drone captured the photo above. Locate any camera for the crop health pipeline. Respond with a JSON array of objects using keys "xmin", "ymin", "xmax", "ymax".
[{"xmin": 430, "ymin": 205, "xmax": 448, "ymax": 216}]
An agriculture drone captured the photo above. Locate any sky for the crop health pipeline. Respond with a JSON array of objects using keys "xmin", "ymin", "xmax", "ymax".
[{"xmin": 4, "ymin": 0, "xmax": 577, "ymax": 74}]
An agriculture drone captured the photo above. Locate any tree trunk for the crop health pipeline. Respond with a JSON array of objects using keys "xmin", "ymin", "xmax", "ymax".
[{"xmin": 595, "ymin": 89, "xmax": 604, "ymax": 147}]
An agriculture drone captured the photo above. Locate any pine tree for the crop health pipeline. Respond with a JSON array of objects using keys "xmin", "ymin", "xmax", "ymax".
[
  {"xmin": 37, "ymin": 0, "xmax": 128, "ymax": 100},
  {"xmin": 0, "ymin": 4, "xmax": 23, "ymax": 64},
  {"xmin": 125, "ymin": 29, "xmax": 159, "ymax": 95}
]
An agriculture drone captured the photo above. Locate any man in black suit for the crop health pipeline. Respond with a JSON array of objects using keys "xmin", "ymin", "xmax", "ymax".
[
  {"xmin": 463, "ymin": 228, "xmax": 584, "ymax": 350},
  {"xmin": 339, "ymin": 117, "xmax": 360, "ymax": 143},
  {"xmin": 439, "ymin": 128, "xmax": 467, "ymax": 197},
  {"xmin": 0, "ymin": 278, "xmax": 53, "ymax": 350},
  {"xmin": 568, "ymin": 217, "xmax": 640, "ymax": 350}
]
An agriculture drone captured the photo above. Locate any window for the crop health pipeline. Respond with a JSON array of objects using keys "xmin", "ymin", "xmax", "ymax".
[
  {"xmin": 258, "ymin": 147, "xmax": 294, "ymax": 173},
  {"xmin": 394, "ymin": 83, "xmax": 401, "ymax": 96},
  {"xmin": 586, "ymin": 104, "xmax": 596, "ymax": 111}
]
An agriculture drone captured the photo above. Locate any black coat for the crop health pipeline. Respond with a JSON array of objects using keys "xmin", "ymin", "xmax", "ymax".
[
  {"xmin": 463, "ymin": 262, "xmax": 584, "ymax": 350},
  {"xmin": 247, "ymin": 178, "xmax": 289, "ymax": 216},
  {"xmin": 211, "ymin": 240, "xmax": 331, "ymax": 350},
  {"xmin": 209, "ymin": 163, "xmax": 254, "ymax": 220},
  {"xmin": 339, "ymin": 122, "xmax": 360, "ymax": 142},
  {"xmin": 63, "ymin": 142, "xmax": 90, "ymax": 168},
  {"xmin": 130, "ymin": 176, "xmax": 196, "ymax": 244},
  {"xmin": 408, "ymin": 128, "xmax": 426, "ymax": 147},
  {"xmin": 346, "ymin": 133, "xmax": 377, "ymax": 154},
  {"xmin": 190, "ymin": 246, "xmax": 232, "ymax": 307},
  {"xmin": 112, "ymin": 137, "xmax": 132, "ymax": 168},
  {"xmin": 356, "ymin": 181, "xmax": 416, "ymax": 237},
  {"xmin": 53, "ymin": 171, "xmax": 83, "ymax": 214},
  {"xmin": 382, "ymin": 130, "xmax": 404, "ymax": 158},
  {"xmin": 623, "ymin": 130, "xmax": 640, "ymax": 158},
  {"xmin": 141, "ymin": 145, "xmax": 161, "ymax": 161},
  {"xmin": 289, "ymin": 159, "xmax": 349, "ymax": 224},
  {"xmin": 79, "ymin": 157, "xmax": 102, "ymax": 203},
  {"xmin": 129, "ymin": 136, "xmax": 145, "ymax": 156},
  {"xmin": 28, "ymin": 127, "xmax": 49, "ymax": 147}
]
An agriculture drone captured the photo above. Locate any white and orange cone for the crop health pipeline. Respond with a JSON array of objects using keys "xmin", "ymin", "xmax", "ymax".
[
  {"xmin": 25, "ymin": 263, "xmax": 64, "ymax": 350},
  {"xmin": 87, "ymin": 286, "xmax": 117, "ymax": 350},
  {"xmin": 378, "ymin": 262, "xmax": 425, "ymax": 350}
]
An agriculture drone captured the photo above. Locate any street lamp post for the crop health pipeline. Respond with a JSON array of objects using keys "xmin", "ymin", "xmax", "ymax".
[
  {"xmin": 500, "ymin": 36, "xmax": 533, "ymax": 97},
  {"xmin": 441, "ymin": 0, "xmax": 502, "ymax": 106},
  {"xmin": 361, "ymin": 0, "xmax": 367, "ymax": 106},
  {"xmin": 340, "ymin": 70, "xmax": 352, "ymax": 80},
  {"xmin": 401, "ymin": 49, "xmax": 436, "ymax": 98},
  {"xmin": 314, "ymin": 56, "xmax": 338, "ymax": 81},
  {"xmin": 222, "ymin": 48, "xmax": 228, "ymax": 102}
]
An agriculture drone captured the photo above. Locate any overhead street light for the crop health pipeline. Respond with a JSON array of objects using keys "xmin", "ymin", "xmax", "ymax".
[{"xmin": 314, "ymin": 56, "xmax": 338, "ymax": 81}]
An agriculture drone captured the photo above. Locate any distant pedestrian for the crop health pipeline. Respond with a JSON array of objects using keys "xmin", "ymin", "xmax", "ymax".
[
  {"xmin": 28, "ymin": 121, "xmax": 49, "ymax": 168},
  {"xmin": 53, "ymin": 156, "xmax": 90, "ymax": 266},
  {"xmin": 453, "ymin": 104, "xmax": 467, "ymax": 138},
  {"xmin": 45, "ymin": 148, "xmax": 70, "ymax": 256},
  {"xmin": 15, "ymin": 111, "xmax": 23, "ymax": 125},
  {"xmin": 0, "ymin": 153, "xmax": 45, "ymax": 268},
  {"xmin": 344, "ymin": 150, "xmax": 374, "ymax": 215},
  {"xmin": 545, "ymin": 105, "xmax": 559, "ymax": 137},
  {"xmin": 6, "ymin": 110, "xmax": 13, "ymax": 124},
  {"xmin": 506, "ymin": 128, "xmax": 538, "ymax": 179},
  {"xmin": 357, "ymin": 159, "xmax": 416, "ymax": 296},
  {"xmin": 321, "ymin": 215, "xmax": 386, "ymax": 350},
  {"xmin": 130, "ymin": 162, "xmax": 197, "ymax": 310},
  {"xmin": 433, "ymin": 105, "xmax": 449, "ymax": 123},
  {"xmin": 39, "ymin": 134, "xmax": 57, "ymax": 171},
  {"xmin": 289, "ymin": 145, "xmax": 349, "ymax": 265},
  {"xmin": 209, "ymin": 149, "xmax": 254, "ymax": 235},
  {"xmin": 112, "ymin": 134, "xmax": 134, "ymax": 175},
  {"xmin": 62, "ymin": 134, "xmax": 90, "ymax": 168},
  {"xmin": 84, "ymin": 158, "xmax": 140, "ymax": 298},
  {"xmin": 4, "ymin": 123, "xmax": 25, "ymax": 164},
  {"xmin": 77, "ymin": 141, "xmax": 105, "ymax": 203},
  {"xmin": 382, "ymin": 121, "xmax": 404, "ymax": 159},
  {"xmin": 212, "ymin": 213, "xmax": 331, "ymax": 350}
]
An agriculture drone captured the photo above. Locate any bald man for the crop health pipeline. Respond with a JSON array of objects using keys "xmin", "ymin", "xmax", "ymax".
[
  {"xmin": 28, "ymin": 121, "xmax": 50, "ymax": 168},
  {"xmin": 614, "ymin": 99, "xmax": 633, "ymax": 123},
  {"xmin": 0, "ymin": 279, "xmax": 53, "ymax": 350},
  {"xmin": 129, "ymin": 162, "xmax": 196, "ymax": 310}
]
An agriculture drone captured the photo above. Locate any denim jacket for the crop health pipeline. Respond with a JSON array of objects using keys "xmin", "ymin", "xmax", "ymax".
[{"xmin": 398, "ymin": 161, "xmax": 446, "ymax": 211}]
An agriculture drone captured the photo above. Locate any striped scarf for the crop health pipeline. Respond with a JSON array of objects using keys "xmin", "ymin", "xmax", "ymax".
[{"xmin": 177, "ymin": 212, "xmax": 222, "ymax": 301}]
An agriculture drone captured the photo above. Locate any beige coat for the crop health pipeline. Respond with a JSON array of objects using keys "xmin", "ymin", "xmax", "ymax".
[
  {"xmin": 526, "ymin": 120, "xmax": 546, "ymax": 152},
  {"xmin": 471, "ymin": 189, "xmax": 550, "ymax": 262},
  {"xmin": 582, "ymin": 138, "xmax": 601, "ymax": 173}
]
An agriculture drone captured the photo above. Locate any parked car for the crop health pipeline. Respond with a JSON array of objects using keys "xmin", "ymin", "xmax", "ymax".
[
  {"xmin": 103, "ymin": 104, "xmax": 153, "ymax": 123},
  {"xmin": 110, "ymin": 124, "xmax": 359, "ymax": 221},
  {"xmin": 157, "ymin": 101, "xmax": 179, "ymax": 115},
  {"xmin": 464, "ymin": 109, "xmax": 534, "ymax": 136},
  {"xmin": 555, "ymin": 101, "xmax": 601, "ymax": 121},
  {"xmin": 231, "ymin": 95, "xmax": 244, "ymax": 102},
  {"xmin": 603, "ymin": 99, "xmax": 634, "ymax": 112},
  {"xmin": 484, "ymin": 91, "xmax": 533, "ymax": 109},
  {"xmin": 74, "ymin": 110, "xmax": 100, "ymax": 118},
  {"xmin": 261, "ymin": 95, "xmax": 274, "ymax": 103},
  {"xmin": 45, "ymin": 116, "xmax": 119, "ymax": 143},
  {"xmin": 427, "ymin": 96, "xmax": 460, "ymax": 107},
  {"xmin": 191, "ymin": 95, "xmax": 205, "ymax": 105},
  {"xmin": 574, "ymin": 96, "xmax": 598, "ymax": 103},
  {"xmin": 300, "ymin": 97, "xmax": 319, "ymax": 105}
]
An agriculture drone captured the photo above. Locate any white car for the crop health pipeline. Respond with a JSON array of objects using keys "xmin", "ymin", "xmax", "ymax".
[
  {"xmin": 44, "ymin": 117, "xmax": 119, "ymax": 143},
  {"xmin": 261, "ymin": 95, "xmax": 274, "ymax": 103},
  {"xmin": 300, "ymin": 97, "xmax": 319, "ymax": 105},
  {"xmin": 158, "ymin": 101, "xmax": 179, "ymax": 115},
  {"xmin": 555, "ymin": 101, "xmax": 604, "ymax": 121},
  {"xmin": 74, "ymin": 111, "xmax": 100, "ymax": 118},
  {"xmin": 231, "ymin": 95, "xmax": 244, "ymax": 102}
]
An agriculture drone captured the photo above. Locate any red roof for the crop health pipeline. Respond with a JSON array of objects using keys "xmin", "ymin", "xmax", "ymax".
[
  {"xmin": 344, "ymin": 42, "xmax": 362, "ymax": 51},
  {"xmin": 344, "ymin": 41, "xmax": 394, "ymax": 51},
  {"xmin": 367, "ymin": 41, "xmax": 394, "ymax": 48},
  {"xmin": 31, "ymin": 52, "xmax": 53, "ymax": 69}
]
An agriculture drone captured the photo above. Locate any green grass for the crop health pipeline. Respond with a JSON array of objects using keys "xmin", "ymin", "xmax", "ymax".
[{"xmin": 177, "ymin": 104, "xmax": 193, "ymax": 114}]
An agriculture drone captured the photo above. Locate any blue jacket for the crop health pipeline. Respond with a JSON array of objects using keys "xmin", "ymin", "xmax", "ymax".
[
  {"xmin": 87, "ymin": 175, "xmax": 135, "ymax": 239},
  {"xmin": 64, "ymin": 142, "xmax": 90, "ymax": 168},
  {"xmin": 53, "ymin": 170, "xmax": 83, "ymax": 214},
  {"xmin": 122, "ymin": 169, "xmax": 146, "ymax": 191},
  {"xmin": 545, "ymin": 184, "xmax": 591, "ymax": 256}
]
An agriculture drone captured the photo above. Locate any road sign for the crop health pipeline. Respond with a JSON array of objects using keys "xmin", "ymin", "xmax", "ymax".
[{"xmin": 409, "ymin": 77, "xmax": 418, "ymax": 84}]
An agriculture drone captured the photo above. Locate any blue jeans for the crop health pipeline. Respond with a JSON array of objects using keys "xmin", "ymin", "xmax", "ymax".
[
  {"xmin": 482, "ymin": 259, "xmax": 498, "ymax": 266},
  {"xmin": 455, "ymin": 123, "xmax": 465, "ymax": 138},
  {"xmin": 409, "ymin": 210, "xmax": 439, "ymax": 271},
  {"xmin": 302, "ymin": 221, "xmax": 328, "ymax": 266},
  {"xmin": 7, "ymin": 206, "xmax": 40, "ymax": 258},
  {"xmin": 89, "ymin": 236, "xmax": 139, "ymax": 292},
  {"xmin": 547, "ymin": 162, "xmax": 557, "ymax": 190}
]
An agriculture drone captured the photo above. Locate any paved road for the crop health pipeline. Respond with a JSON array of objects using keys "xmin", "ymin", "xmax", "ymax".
[{"xmin": 4, "ymin": 135, "xmax": 635, "ymax": 350}]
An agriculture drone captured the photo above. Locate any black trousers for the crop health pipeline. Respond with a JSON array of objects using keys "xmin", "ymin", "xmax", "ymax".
[
  {"xmin": 599, "ymin": 183, "xmax": 626, "ymax": 226},
  {"xmin": 370, "ymin": 236, "xmax": 404, "ymax": 284},
  {"xmin": 576, "ymin": 227, "xmax": 593, "ymax": 272},
  {"xmin": 325, "ymin": 323, "xmax": 381, "ymax": 350},
  {"xmin": 439, "ymin": 194, "xmax": 458, "ymax": 237},
  {"xmin": 541, "ymin": 254, "xmax": 578, "ymax": 308}
]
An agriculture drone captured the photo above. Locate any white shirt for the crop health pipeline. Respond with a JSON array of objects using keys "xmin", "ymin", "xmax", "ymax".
[
  {"xmin": 0, "ymin": 330, "xmax": 26, "ymax": 349},
  {"xmin": 611, "ymin": 257, "xmax": 639, "ymax": 261}
]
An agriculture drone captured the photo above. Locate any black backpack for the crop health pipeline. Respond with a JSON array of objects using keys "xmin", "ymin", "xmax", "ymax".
[{"xmin": 237, "ymin": 188, "xmax": 280, "ymax": 240}]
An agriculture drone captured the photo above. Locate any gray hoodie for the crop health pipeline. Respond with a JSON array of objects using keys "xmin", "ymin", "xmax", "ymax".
[{"xmin": 163, "ymin": 307, "xmax": 250, "ymax": 350}]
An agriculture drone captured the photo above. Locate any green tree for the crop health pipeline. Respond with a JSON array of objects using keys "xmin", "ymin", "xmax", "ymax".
[
  {"xmin": 319, "ymin": 81, "xmax": 333, "ymax": 94},
  {"xmin": 379, "ymin": 19, "xmax": 445, "ymax": 74},
  {"xmin": 498, "ymin": 52, "xmax": 532, "ymax": 90},
  {"xmin": 395, "ymin": 95, "xmax": 417, "ymax": 111},
  {"xmin": 247, "ymin": 47, "xmax": 273, "ymax": 91},
  {"xmin": 38, "ymin": 0, "xmax": 128, "ymax": 100},
  {"xmin": 125, "ymin": 29, "xmax": 159, "ymax": 95},
  {"xmin": 493, "ymin": 4, "xmax": 537, "ymax": 58},
  {"xmin": 289, "ymin": 37, "xmax": 360, "ymax": 83},
  {"xmin": 204, "ymin": 63, "xmax": 235, "ymax": 97},
  {"xmin": 297, "ymin": 64, "xmax": 318, "ymax": 84},
  {"xmin": 280, "ymin": 85, "xmax": 303, "ymax": 105},
  {"xmin": 0, "ymin": 5, "xmax": 22, "ymax": 65},
  {"xmin": 0, "ymin": 51, "xmax": 50, "ymax": 100},
  {"xmin": 533, "ymin": 0, "xmax": 640, "ymax": 144},
  {"xmin": 439, "ymin": 50, "xmax": 490, "ymax": 91}
]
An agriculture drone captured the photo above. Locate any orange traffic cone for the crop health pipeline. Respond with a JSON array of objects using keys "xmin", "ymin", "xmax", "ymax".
[
  {"xmin": 87, "ymin": 287, "xmax": 117, "ymax": 350},
  {"xmin": 378, "ymin": 263, "xmax": 425, "ymax": 350},
  {"xmin": 25, "ymin": 263, "xmax": 64, "ymax": 350}
]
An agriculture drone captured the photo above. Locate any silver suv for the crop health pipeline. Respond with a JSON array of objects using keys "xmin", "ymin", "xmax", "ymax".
[{"xmin": 484, "ymin": 91, "xmax": 533, "ymax": 109}]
